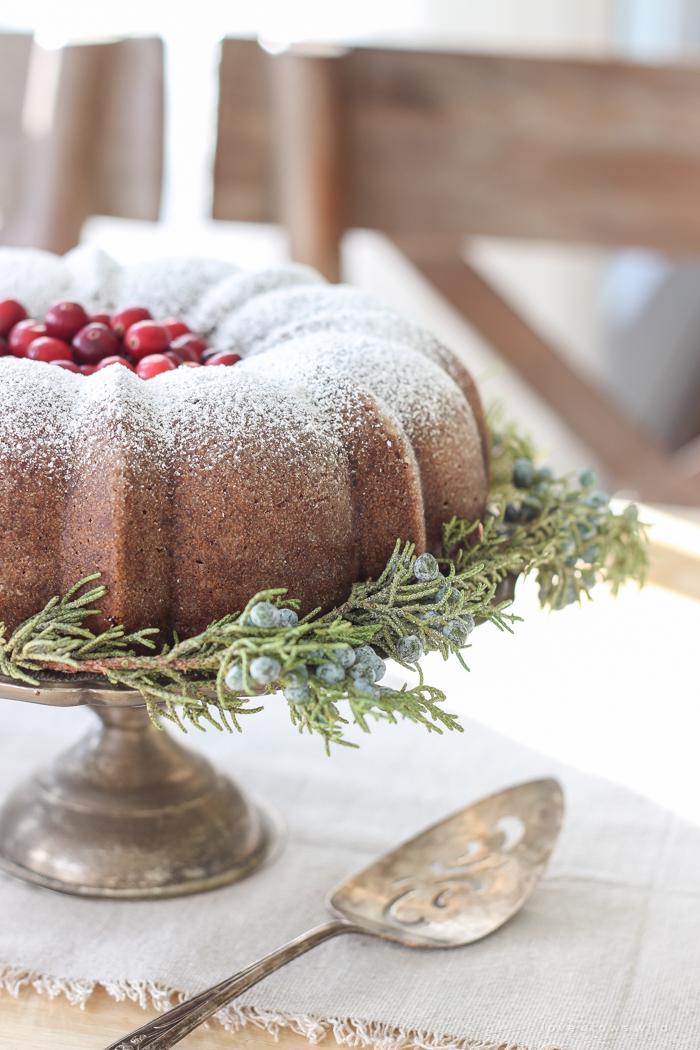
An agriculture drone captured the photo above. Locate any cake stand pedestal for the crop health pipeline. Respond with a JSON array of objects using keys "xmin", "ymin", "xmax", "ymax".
[{"xmin": 0, "ymin": 674, "xmax": 282, "ymax": 899}]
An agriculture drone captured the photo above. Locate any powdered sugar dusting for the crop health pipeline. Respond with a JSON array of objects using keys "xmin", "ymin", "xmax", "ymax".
[
  {"xmin": 244, "ymin": 332, "xmax": 469, "ymax": 440},
  {"xmin": 116, "ymin": 257, "xmax": 239, "ymax": 320},
  {"xmin": 188, "ymin": 265, "xmax": 325, "ymax": 339},
  {"xmin": 211, "ymin": 284, "xmax": 383, "ymax": 357},
  {"xmin": 63, "ymin": 245, "xmax": 122, "ymax": 314},
  {"xmin": 0, "ymin": 248, "xmax": 73, "ymax": 319}
]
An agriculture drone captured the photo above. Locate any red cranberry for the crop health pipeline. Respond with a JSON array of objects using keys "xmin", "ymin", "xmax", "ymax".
[
  {"xmin": 27, "ymin": 336, "xmax": 75, "ymax": 363},
  {"xmin": 200, "ymin": 346, "xmax": 238, "ymax": 364},
  {"xmin": 9, "ymin": 319, "xmax": 47, "ymax": 357},
  {"xmin": 0, "ymin": 335, "xmax": 9, "ymax": 356},
  {"xmin": 110, "ymin": 306, "xmax": 151, "ymax": 337},
  {"xmin": 79, "ymin": 365, "xmax": 97, "ymax": 376},
  {"xmin": 160, "ymin": 318, "xmax": 190, "ymax": 341},
  {"xmin": 163, "ymin": 349, "xmax": 184, "ymax": 367},
  {"xmin": 44, "ymin": 301, "xmax": 89, "ymax": 342},
  {"xmin": 95, "ymin": 355, "xmax": 136, "ymax": 372},
  {"xmin": 135, "ymin": 353, "xmax": 178, "ymax": 380},
  {"xmin": 49, "ymin": 360, "xmax": 81, "ymax": 373},
  {"xmin": 0, "ymin": 300, "xmax": 27, "ymax": 338},
  {"xmin": 72, "ymin": 322, "xmax": 120, "ymax": 365},
  {"xmin": 90, "ymin": 312, "xmax": 111, "ymax": 325},
  {"xmin": 180, "ymin": 360, "xmax": 201, "ymax": 368},
  {"xmin": 125, "ymin": 321, "xmax": 169, "ymax": 360},
  {"xmin": 204, "ymin": 351, "xmax": 242, "ymax": 367},
  {"xmin": 171, "ymin": 334, "xmax": 208, "ymax": 362}
]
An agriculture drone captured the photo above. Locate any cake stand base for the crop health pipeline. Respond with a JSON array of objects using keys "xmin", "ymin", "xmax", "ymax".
[{"xmin": 0, "ymin": 704, "xmax": 282, "ymax": 899}]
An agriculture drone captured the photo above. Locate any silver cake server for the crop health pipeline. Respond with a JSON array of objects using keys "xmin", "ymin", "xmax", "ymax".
[{"xmin": 103, "ymin": 777, "xmax": 563, "ymax": 1050}]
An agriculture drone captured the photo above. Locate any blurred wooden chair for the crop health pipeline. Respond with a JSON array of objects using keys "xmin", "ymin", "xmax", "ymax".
[
  {"xmin": 0, "ymin": 35, "xmax": 163, "ymax": 256},
  {"xmin": 0, "ymin": 33, "xmax": 33, "ymax": 238},
  {"xmin": 212, "ymin": 38, "xmax": 700, "ymax": 505}
]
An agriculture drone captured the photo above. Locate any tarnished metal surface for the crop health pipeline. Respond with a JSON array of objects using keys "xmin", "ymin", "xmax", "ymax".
[
  {"xmin": 328, "ymin": 778, "xmax": 563, "ymax": 947},
  {"xmin": 0, "ymin": 670, "xmax": 149, "ymax": 707},
  {"xmin": 103, "ymin": 779, "xmax": 564, "ymax": 1049},
  {"xmin": 0, "ymin": 677, "xmax": 282, "ymax": 898}
]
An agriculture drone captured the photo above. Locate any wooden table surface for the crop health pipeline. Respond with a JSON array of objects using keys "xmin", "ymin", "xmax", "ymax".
[{"xmin": 0, "ymin": 985, "xmax": 337, "ymax": 1050}]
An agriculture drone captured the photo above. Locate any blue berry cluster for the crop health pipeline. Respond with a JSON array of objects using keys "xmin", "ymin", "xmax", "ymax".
[
  {"xmin": 223, "ymin": 555, "xmax": 478, "ymax": 708},
  {"xmin": 411, "ymin": 553, "xmax": 475, "ymax": 650}
]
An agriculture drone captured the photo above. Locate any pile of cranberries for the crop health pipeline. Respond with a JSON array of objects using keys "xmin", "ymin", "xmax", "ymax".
[{"xmin": 0, "ymin": 299, "xmax": 241, "ymax": 380}]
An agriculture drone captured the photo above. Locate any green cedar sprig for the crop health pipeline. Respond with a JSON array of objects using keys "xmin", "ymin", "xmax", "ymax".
[{"xmin": 0, "ymin": 417, "xmax": 649, "ymax": 750}]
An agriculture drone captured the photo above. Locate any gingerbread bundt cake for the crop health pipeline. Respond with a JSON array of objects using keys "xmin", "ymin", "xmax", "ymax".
[{"xmin": 0, "ymin": 247, "xmax": 488, "ymax": 637}]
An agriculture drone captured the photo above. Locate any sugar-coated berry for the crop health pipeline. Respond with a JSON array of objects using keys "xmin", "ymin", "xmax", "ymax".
[
  {"xmin": 432, "ymin": 581, "xmax": 451, "ymax": 603},
  {"xmin": 585, "ymin": 490, "xmax": 610, "ymax": 509},
  {"xmin": 414, "ymin": 552, "xmax": 440, "ymax": 581},
  {"xmin": 579, "ymin": 468, "xmax": 596, "ymax": 489},
  {"xmin": 284, "ymin": 682, "xmax": 311, "ymax": 705},
  {"xmin": 353, "ymin": 677, "xmax": 380, "ymax": 699},
  {"xmin": 204, "ymin": 351, "xmax": 241, "ymax": 367},
  {"xmin": 44, "ymin": 301, "xmax": 89, "ymax": 342},
  {"xmin": 443, "ymin": 619, "xmax": 469, "ymax": 647},
  {"xmin": 171, "ymin": 334, "xmax": 208, "ymax": 361},
  {"xmin": 334, "ymin": 647, "xmax": 355, "ymax": 669},
  {"xmin": 286, "ymin": 665, "xmax": 309, "ymax": 684},
  {"xmin": 49, "ymin": 360, "xmax": 81, "ymax": 373},
  {"xmin": 95, "ymin": 356, "xmax": 136, "ymax": 372},
  {"xmin": 419, "ymin": 609, "xmax": 439, "ymax": 622},
  {"xmin": 249, "ymin": 601, "xmax": 282, "ymax": 628},
  {"xmin": 396, "ymin": 634, "xmax": 423, "ymax": 663},
  {"xmin": 160, "ymin": 318, "xmax": 190, "ymax": 341},
  {"xmin": 278, "ymin": 608, "xmax": 298, "ymax": 627},
  {"xmin": 0, "ymin": 336, "xmax": 9, "ymax": 356},
  {"xmin": 0, "ymin": 300, "xmax": 27, "ymax": 337},
  {"xmin": 79, "ymin": 364, "xmax": 97, "ymax": 375},
  {"xmin": 125, "ymin": 321, "xmax": 170, "ymax": 359},
  {"xmin": 249, "ymin": 656, "xmax": 281, "ymax": 685},
  {"xmin": 72, "ymin": 322, "xmax": 120, "ymax": 365},
  {"xmin": 9, "ymin": 319, "xmax": 46, "ymax": 356},
  {"xmin": 520, "ymin": 500, "xmax": 539, "ymax": 522},
  {"xmin": 460, "ymin": 612, "xmax": 475, "ymax": 635},
  {"xmin": 135, "ymin": 354, "xmax": 178, "ymax": 380},
  {"xmin": 27, "ymin": 337, "xmax": 75, "ymax": 363},
  {"xmin": 350, "ymin": 646, "xmax": 385, "ymax": 683},
  {"xmin": 224, "ymin": 664, "xmax": 245, "ymax": 692},
  {"xmin": 316, "ymin": 661, "xmax": 345, "ymax": 685},
  {"xmin": 110, "ymin": 306, "xmax": 151, "ymax": 337},
  {"xmin": 512, "ymin": 457, "xmax": 536, "ymax": 489}
]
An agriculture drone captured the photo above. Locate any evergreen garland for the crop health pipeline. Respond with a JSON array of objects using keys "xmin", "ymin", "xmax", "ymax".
[{"xmin": 0, "ymin": 419, "xmax": 649, "ymax": 751}]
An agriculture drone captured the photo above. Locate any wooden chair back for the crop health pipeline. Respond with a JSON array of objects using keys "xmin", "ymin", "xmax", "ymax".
[
  {"xmin": 213, "ymin": 39, "xmax": 700, "ymax": 503},
  {"xmin": 0, "ymin": 33, "xmax": 33, "ymax": 235},
  {"xmin": 1, "ymin": 36, "xmax": 164, "ymax": 255}
]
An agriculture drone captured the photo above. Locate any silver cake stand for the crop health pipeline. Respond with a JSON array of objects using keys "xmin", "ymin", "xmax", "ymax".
[{"xmin": 0, "ymin": 673, "xmax": 283, "ymax": 899}]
